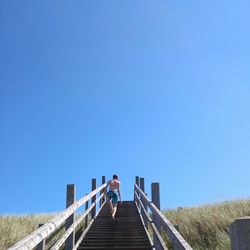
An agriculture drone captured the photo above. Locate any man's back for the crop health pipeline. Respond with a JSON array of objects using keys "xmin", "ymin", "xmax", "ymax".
[{"xmin": 108, "ymin": 179, "xmax": 120, "ymax": 191}]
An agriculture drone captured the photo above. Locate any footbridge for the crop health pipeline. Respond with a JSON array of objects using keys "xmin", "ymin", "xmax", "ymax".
[{"xmin": 8, "ymin": 176, "xmax": 193, "ymax": 250}]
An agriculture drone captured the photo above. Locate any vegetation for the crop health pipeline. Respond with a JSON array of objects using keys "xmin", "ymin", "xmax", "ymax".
[
  {"xmin": 1, "ymin": 199, "xmax": 250, "ymax": 250},
  {"xmin": 164, "ymin": 199, "xmax": 250, "ymax": 250},
  {"xmin": 0, "ymin": 213, "xmax": 87, "ymax": 250},
  {"xmin": 0, "ymin": 214, "xmax": 53, "ymax": 250}
]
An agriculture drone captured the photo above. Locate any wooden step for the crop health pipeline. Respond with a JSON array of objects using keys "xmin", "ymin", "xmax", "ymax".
[
  {"xmin": 78, "ymin": 247, "xmax": 152, "ymax": 250},
  {"xmin": 78, "ymin": 201, "xmax": 152, "ymax": 250}
]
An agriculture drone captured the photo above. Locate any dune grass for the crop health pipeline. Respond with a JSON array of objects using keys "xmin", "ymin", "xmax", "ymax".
[
  {"xmin": 1, "ymin": 199, "xmax": 250, "ymax": 250},
  {"xmin": 0, "ymin": 213, "xmax": 88, "ymax": 250},
  {"xmin": 0, "ymin": 214, "xmax": 54, "ymax": 250},
  {"xmin": 164, "ymin": 199, "xmax": 250, "ymax": 250}
]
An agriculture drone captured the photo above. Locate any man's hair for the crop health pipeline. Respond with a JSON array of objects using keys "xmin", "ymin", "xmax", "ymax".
[{"xmin": 113, "ymin": 174, "xmax": 118, "ymax": 180}]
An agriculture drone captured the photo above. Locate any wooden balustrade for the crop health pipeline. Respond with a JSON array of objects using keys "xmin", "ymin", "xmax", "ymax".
[
  {"xmin": 135, "ymin": 192, "xmax": 168, "ymax": 250},
  {"xmin": 9, "ymin": 177, "xmax": 107, "ymax": 250},
  {"xmin": 9, "ymin": 176, "xmax": 194, "ymax": 250},
  {"xmin": 134, "ymin": 180, "xmax": 193, "ymax": 250},
  {"xmin": 51, "ymin": 193, "xmax": 105, "ymax": 250}
]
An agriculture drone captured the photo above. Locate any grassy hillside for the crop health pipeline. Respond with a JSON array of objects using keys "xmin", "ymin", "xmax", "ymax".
[
  {"xmin": 1, "ymin": 199, "xmax": 250, "ymax": 250},
  {"xmin": 0, "ymin": 214, "xmax": 53, "ymax": 250},
  {"xmin": 164, "ymin": 199, "xmax": 250, "ymax": 250}
]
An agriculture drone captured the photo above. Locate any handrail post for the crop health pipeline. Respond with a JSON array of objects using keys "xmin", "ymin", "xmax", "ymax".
[
  {"xmin": 152, "ymin": 182, "xmax": 160, "ymax": 209},
  {"xmin": 135, "ymin": 176, "xmax": 139, "ymax": 186},
  {"xmin": 139, "ymin": 177, "xmax": 145, "ymax": 205},
  {"xmin": 139, "ymin": 178, "xmax": 145, "ymax": 192},
  {"xmin": 85, "ymin": 193, "xmax": 89, "ymax": 228},
  {"xmin": 36, "ymin": 224, "xmax": 45, "ymax": 250},
  {"xmin": 139, "ymin": 177, "xmax": 148, "ymax": 229},
  {"xmin": 174, "ymin": 224, "xmax": 180, "ymax": 232},
  {"xmin": 134, "ymin": 176, "xmax": 139, "ymax": 200},
  {"xmin": 65, "ymin": 184, "xmax": 76, "ymax": 250},
  {"xmin": 91, "ymin": 178, "xmax": 97, "ymax": 219},
  {"xmin": 152, "ymin": 182, "xmax": 161, "ymax": 249},
  {"xmin": 230, "ymin": 217, "xmax": 250, "ymax": 250},
  {"xmin": 100, "ymin": 176, "xmax": 106, "ymax": 207}
]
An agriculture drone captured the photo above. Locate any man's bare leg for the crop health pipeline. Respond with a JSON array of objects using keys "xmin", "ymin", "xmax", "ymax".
[
  {"xmin": 111, "ymin": 204, "xmax": 117, "ymax": 219},
  {"xmin": 108, "ymin": 199, "xmax": 114, "ymax": 216}
]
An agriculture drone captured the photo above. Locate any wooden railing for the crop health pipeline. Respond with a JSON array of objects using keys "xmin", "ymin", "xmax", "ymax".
[
  {"xmin": 8, "ymin": 176, "xmax": 193, "ymax": 250},
  {"xmin": 8, "ymin": 177, "xmax": 107, "ymax": 250},
  {"xmin": 134, "ymin": 177, "xmax": 193, "ymax": 250}
]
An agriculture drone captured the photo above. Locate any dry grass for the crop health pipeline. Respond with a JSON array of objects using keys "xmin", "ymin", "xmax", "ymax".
[
  {"xmin": 164, "ymin": 199, "xmax": 250, "ymax": 250},
  {"xmin": 0, "ymin": 213, "xmax": 87, "ymax": 250},
  {"xmin": 0, "ymin": 214, "xmax": 54, "ymax": 250},
  {"xmin": 1, "ymin": 199, "xmax": 250, "ymax": 250}
]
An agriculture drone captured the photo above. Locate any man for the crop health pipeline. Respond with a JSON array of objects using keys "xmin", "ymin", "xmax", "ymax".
[{"xmin": 106, "ymin": 174, "xmax": 122, "ymax": 220}]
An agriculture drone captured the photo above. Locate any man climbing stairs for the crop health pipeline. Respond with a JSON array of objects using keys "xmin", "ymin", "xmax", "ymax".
[{"xmin": 78, "ymin": 201, "xmax": 152, "ymax": 250}]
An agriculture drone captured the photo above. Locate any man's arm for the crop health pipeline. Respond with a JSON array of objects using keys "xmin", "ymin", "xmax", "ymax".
[
  {"xmin": 118, "ymin": 182, "xmax": 122, "ymax": 202},
  {"xmin": 105, "ymin": 180, "xmax": 110, "ymax": 193}
]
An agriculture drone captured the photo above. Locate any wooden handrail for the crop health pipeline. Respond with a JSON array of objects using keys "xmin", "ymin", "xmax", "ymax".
[
  {"xmin": 51, "ymin": 193, "xmax": 105, "ymax": 250},
  {"xmin": 9, "ymin": 183, "xmax": 107, "ymax": 250},
  {"xmin": 135, "ymin": 184, "xmax": 193, "ymax": 250},
  {"xmin": 72, "ymin": 200, "xmax": 106, "ymax": 250},
  {"xmin": 135, "ymin": 192, "xmax": 168, "ymax": 250},
  {"xmin": 9, "ymin": 177, "xmax": 193, "ymax": 250}
]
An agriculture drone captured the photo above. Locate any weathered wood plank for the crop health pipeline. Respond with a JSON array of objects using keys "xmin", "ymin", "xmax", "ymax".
[
  {"xmin": 85, "ymin": 194, "xmax": 89, "ymax": 228},
  {"xmin": 36, "ymin": 224, "xmax": 45, "ymax": 250},
  {"xmin": 230, "ymin": 217, "xmax": 250, "ymax": 250},
  {"xmin": 152, "ymin": 182, "xmax": 161, "ymax": 249},
  {"xmin": 135, "ymin": 176, "xmax": 139, "ymax": 186},
  {"xmin": 65, "ymin": 184, "xmax": 76, "ymax": 250},
  {"xmin": 139, "ymin": 177, "xmax": 148, "ymax": 229},
  {"xmin": 91, "ymin": 179, "xmax": 97, "ymax": 219},
  {"xmin": 100, "ymin": 176, "xmax": 106, "ymax": 207},
  {"xmin": 8, "ymin": 183, "xmax": 107, "ymax": 250},
  {"xmin": 135, "ymin": 192, "xmax": 168, "ymax": 250},
  {"xmin": 134, "ymin": 176, "xmax": 140, "ymax": 201},
  {"xmin": 135, "ymin": 184, "xmax": 193, "ymax": 250},
  {"xmin": 51, "ymin": 193, "xmax": 105, "ymax": 250},
  {"xmin": 73, "ymin": 200, "xmax": 106, "ymax": 250}
]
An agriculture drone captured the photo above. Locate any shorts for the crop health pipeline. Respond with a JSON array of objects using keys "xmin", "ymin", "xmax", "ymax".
[{"xmin": 107, "ymin": 190, "xmax": 118, "ymax": 204}]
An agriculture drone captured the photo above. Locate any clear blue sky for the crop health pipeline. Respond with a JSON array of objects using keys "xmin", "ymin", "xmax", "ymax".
[{"xmin": 0, "ymin": 1, "xmax": 250, "ymax": 214}]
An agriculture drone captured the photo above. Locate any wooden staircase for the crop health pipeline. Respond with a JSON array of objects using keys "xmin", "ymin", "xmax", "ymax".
[
  {"xmin": 9, "ymin": 178, "xmax": 193, "ymax": 250},
  {"xmin": 78, "ymin": 201, "xmax": 152, "ymax": 250}
]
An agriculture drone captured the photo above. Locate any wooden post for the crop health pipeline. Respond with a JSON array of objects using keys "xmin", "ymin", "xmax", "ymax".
[
  {"xmin": 230, "ymin": 217, "xmax": 250, "ymax": 250},
  {"xmin": 139, "ymin": 177, "xmax": 144, "ymax": 203},
  {"xmin": 139, "ymin": 178, "xmax": 148, "ymax": 229},
  {"xmin": 91, "ymin": 178, "xmax": 97, "ymax": 219},
  {"xmin": 100, "ymin": 176, "xmax": 106, "ymax": 207},
  {"xmin": 65, "ymin": 184, "xmax": 76, "ymax": 250},
  {"xmin": 139, "ymin": 178, "xmax": 144, "ymax": 208},
  {"xmin": 152, "ymin": 182, "xmax": 161, "ymax": 249},
  {"xmin": 139, "ymin": 178, "xmax": 145, "ymax": 192},
  {"xmin": 145, "ymin": 192, "xmax": 149, "ymax": 230},
  {"xmin": 152, "ymin": 183, "xmax": 160, "ymax": 209},
  {"xmin": 174, "ymin": 224, "xmax": 180, "ymax": 232},
  {"xmin": 102, "ymin": 175, "xmax": 106, "ymax": 185},
  {"xmin": 135, "ymin": 176, "xmax": 139, "ymax": 186},
  {"xmin": 134, "ymin": 176, "xmax": 139, "ymax": 201},
  {"xmin": 85, "ymin": 194, "xmax": 89, "ymax": 228},
  {"xmin": 36, "ymin": 224, "xmax": 45, "ymax": 250}
]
